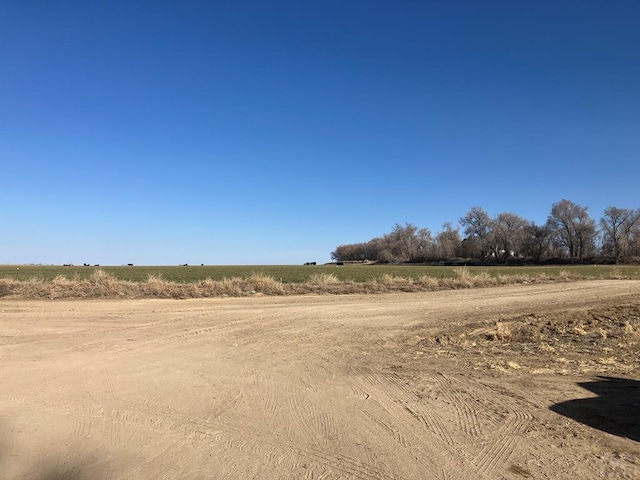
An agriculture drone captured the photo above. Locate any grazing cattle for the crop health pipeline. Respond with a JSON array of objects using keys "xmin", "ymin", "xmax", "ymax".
[
  {"xmin": 336, "ymin": 262, "xmax": 344, "ymax": 266},
  {"xmin": 94, "ymin": 264, "xmax": 100, "ymax": 267},
  {"xmin": 127, "ymin": 263, "xmax": 133, "ymax": 266},
  {"xmin": 304, "ymin": 262, "xmax": 317, "ymax": 266}
]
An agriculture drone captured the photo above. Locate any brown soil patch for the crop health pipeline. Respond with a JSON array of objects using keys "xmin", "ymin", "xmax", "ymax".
[{"xmin": 1, "ymin": 280, "xmax": 639, "ymax": 479}]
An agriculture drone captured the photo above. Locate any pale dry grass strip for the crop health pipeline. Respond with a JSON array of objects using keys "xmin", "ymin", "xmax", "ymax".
[{"xmin": 0, "ymin": 268, "xmax": 631, "ymax": 299}]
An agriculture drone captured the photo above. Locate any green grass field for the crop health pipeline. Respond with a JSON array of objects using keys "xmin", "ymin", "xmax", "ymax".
[{"xmin": 1, "ymin": 264, "xmax": 639, "ymax": 283}]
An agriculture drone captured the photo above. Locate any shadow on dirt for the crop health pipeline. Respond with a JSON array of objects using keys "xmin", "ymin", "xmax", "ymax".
[
  {"xmin": 551, "ymin": 376, "xmax": 640, "ymax": 442},
  {"xmin": 0, "ymin": 419, "xmax": 96, "ymax": 480},
  {"xmin": 25, "ymin": 464, "xmax": 94, "ymax": 480}
]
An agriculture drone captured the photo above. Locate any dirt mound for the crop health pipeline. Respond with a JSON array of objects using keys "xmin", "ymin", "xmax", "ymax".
[
  {"xmin": 486, "ymin": 305, "xmax": 640, "ymax": 343},
  {"xmin": 410, "ymin": 305, "xmax": 640, "ymax": 376}
]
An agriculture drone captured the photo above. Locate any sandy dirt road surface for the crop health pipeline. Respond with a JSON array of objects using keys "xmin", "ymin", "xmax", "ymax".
[{"xmin": 1, "ymin": 280, "xmax": 639, "ymax": 479}]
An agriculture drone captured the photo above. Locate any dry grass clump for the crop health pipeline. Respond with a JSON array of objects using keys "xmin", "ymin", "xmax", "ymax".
[
  {"xmin": 607, "ymin": 267, "xmax": 626, "ymax": 279},
  {"xmin": 308, "ymin": 273, "xmax": 341, "ymax": 285},
  {"xmin": 198, "ymin": 273, "xmax": 287, "ymax": 297},
  {"xmin": 415, "ymin": 275, "xmax": 440, "ymax": 290},
  {"xmin": 84, "ymin": 269, "xmax": 132, "ymax": 297},
  {"xmin": 444, "ymin": 267, "xmax": 500, "ymax": 289},
  {"xmin": 557, "ymin": 269, "xmax": 583, "ymax": 281},
  {"xmin": 139, "ymin": 274, "xmax": 196, "ymax": 299},
  {"xmin": 450, "ymin": 267, "xmax": 474, "ymax": 288},
  {"xmin": 376, "ymin": 273, "xmax": 397, "ymax": 285},
  {"xmin": 245, "ymin": 273, "xmax": 286, "ymax": 295},
  {"xmin": 374, "ymin": 274, "xmax": 418, "ymax": 291},
  {"xmin": 0, "ymin": 277, "xmax": 47, "ymax": 298},
  {"xmin": 0, "ymin": 278, "xmax": 13, "ymax": 297}
]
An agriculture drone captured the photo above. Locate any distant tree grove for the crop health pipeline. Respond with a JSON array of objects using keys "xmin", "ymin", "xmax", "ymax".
[{"xmin": 331, "ymin": 200, "xmax": 640, "ymax": 265}]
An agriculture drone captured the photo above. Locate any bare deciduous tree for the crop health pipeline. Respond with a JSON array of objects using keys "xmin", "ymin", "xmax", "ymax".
[
  {"xmin": 460, "ymin": 207, "xmax": 493, "ymax": 261},
  {"xmin": 331, "ymin": 224, "xmax": 433, "ymax": 263},
  {"xmin": 600, "ymin": 207, "xmax": 640, "ymax": 263},
  {"xmin": 522, "ymin": 223, "xmax": 551, "ymax": 262},
  {"xmin": 387, "ymin": 223, "xmax": 433, "ymax": 262},
  {"xmin": 493, "ymin": 212, "xmax": 528, "ymax": 264},
  {"xmin": 435, "ymin": 222, "xmax": 462, "ymax": 259},
  {"xmin": 547, "ymin": 199, "xmax": 596, "ymax": 262}
]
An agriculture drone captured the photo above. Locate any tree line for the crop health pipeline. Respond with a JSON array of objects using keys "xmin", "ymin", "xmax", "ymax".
[{"xmin": 331, "ymin": 200, "xmax": 640, "ymax": 265}]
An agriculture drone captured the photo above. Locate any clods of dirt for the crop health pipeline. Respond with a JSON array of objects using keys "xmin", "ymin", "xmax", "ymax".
[{"xmin": 410, "ymin": 305, "xmax": 640, "ymax": 375}]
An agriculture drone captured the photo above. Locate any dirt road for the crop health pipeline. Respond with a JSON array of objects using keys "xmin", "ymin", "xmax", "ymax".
[{"xmin": 1, "ymin": 280, "xmax": 639, "ymax": 479}]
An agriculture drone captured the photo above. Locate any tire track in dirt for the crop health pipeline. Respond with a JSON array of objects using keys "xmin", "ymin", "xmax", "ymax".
[
  {"xmin": 226, "ymin": 321, "xmax": 340, "ymax": 361},
  {"xmin": 99, "ymin": 368, "xmax": 125, "ymax": 480},
  {"xmin": 258, "ymin": 338, "xmax": 342, "ymax": 467},
  {"xmin": 192, "ymin": 418, "xmax": 399, "ymax": 480},
  {"xmin": 358, "ymin": 406, "xmax": 447, "ymax": 479},
  {"xmin": 348, "ymin": 365, "xmax": 534, "ymax": 480},
  {"xmin": 12, "ymin": 390, "xmax": 374, "ymax": 479},
  {"xmin": 284, "ymin": 373, "xmax": 338, "ymax": 449},
  {"xmin": 110, "ymin": 316, "xmax": 281, "ymax": 356},
  {"xmin": 108, "ymin": 390, "xmax": 395, "ymax": 480},
  {"xmin": 473, "ymin": 409, "xmax": 532, "ymax": 477},
  {"xmin": 348, "ymin": 366, "xmax": 471, "ymax": 479},
  {"xmin": 309, "ymin": 352, "xmax": 448, "ymax": 479},
  {"xmin": 66, "ymin": 416, "xmax": 92, "ymax": 478},
  {"xmin": 291, "ymin": 351, "xmax": 343, "ymax": 449},
  {"xmin": 284, "ymin": 376, "xmax": 316, "ymax": 444},
  {"xmin": 457, "ymin": 379, "xmax": 534, "ymax": 477},
  {"xmin": 18, "ymin": 311, "xmax": 253, "ymax": 356},
  {"xmin": 403, "ymin": 371, "xmax": 534, "ymax": 478},
  {"xmin": 254, "ymin": 371, "xmax": 281, "ymax": 422},
  {"xmin": 104, "ymin": 319, "xmax": 368, "ymax": 476},
  {"xmin": 36, "ymin": 372, "xmax": 96, "ymax": 480},
  {"xmin": 124, "ymin": 442, "xmax": 179, "ymax": 479},
  {"xmin": 352, "ymin": 366, "xmax": 455, "ymax": 446},
  {"xmin": 8, "ymin": 352, "xmax": 483, "ymax": 479},
  {"xmin": 305, "ymin": 358, "xmax": 336, "ymax": 381},
  {"xmin": 431, "ymin": 373, "xmax": 484, "ymax": 438},
  {"xmin": 349, "ymin": 382, "xmax": 371, "ymax": 400},
  {"xmin": 242, "ymin": 335, "xmax": 397, "ymax": 479},
  {"xmin": 297, "ymin": 443, "xmax": 403, "ymax": 480}
]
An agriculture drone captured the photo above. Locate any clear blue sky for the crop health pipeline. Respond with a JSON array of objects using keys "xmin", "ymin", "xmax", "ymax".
[{"xmin": 2, "ymin": 1, "xmax": 639, "ymax": 265}]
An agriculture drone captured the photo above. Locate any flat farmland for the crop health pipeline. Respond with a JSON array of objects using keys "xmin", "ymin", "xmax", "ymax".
[
  {"xmin": 1, "ymin": 264, "xmax": 640, "ymax": 283},
  {"xmin": 1, "ymin": 280, "xmax": 639, "ymax": 479}
]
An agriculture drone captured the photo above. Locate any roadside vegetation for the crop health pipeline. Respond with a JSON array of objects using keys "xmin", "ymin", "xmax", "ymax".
[
  {"xmin": 0, "ymin": 265, "xmax": 638, "ymax": 299},
  {"xmin": 332, "ymin": 200, "xmax": 640, "ymax": 266}
]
